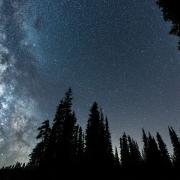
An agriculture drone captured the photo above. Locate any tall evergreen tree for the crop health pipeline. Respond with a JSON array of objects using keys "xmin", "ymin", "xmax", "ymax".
[
  {"xmin": 169, "ymin": 127, "xmax": 180, "ymax": 168},
  {"xmin": 104, "ymin": 117, "xmax": 114, "ymax": 167},
  {"xmin": 72, "ymin": 125, "xmax": 79, "ymax": 161},
  {"xmin": 45, "ymin": 88, "xmax": 77, "ymax": 167},
  {"xmin": 142, "ymin": 130, "xmax": 162, "ymax": 169},
  {"xmin": 156, "ymin": 132, "xmax": 172, "ymax": 168},
  {"xmin": 74, "ymin": 126, "xmax": 84, "ymax": 165},
  {"xmin": 114, "ymin": 147, "xmax": 120, "ymax": 169},
  {"xmin": 128, "ymin": 136, "xmax": 142, "ymax": 168},
  {"xmin": 85, "ymin": 102, "xmax": 108, "ymax": 168},
  {"xmin": 120, "ymin": 133, "xmax": 130, "ymax": 168},
  {"xmin": 29, "ymin": 120, "xmax": 51, "ymax": 167},
  {"xmin": 142, "ymin": 129, "xmax": 148, "ymax": 163},
  {"xmin": 78, "ymin": 127, "xmax": 85, "ymax": 163},
  {"xmin": 61, "ymin": 111, "xmax": 77, "ymax": 164}
]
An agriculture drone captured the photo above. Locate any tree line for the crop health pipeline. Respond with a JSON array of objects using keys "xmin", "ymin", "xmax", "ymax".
[
  {"xmin": 27, "ymin": 89, "xmax": 180, "ymax": 171},
  {"xmin": 1, "ymin": 89, "xmax": 180, "ymax": 179}
]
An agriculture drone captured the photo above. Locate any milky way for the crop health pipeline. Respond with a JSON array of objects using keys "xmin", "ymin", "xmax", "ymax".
[
  {"xmin": 1, "ymin": 0, "xmax": 180, "ymax": 167},
  {"xmin": 0, "ymin": 0, "xmax": 41, "ymax": 166}
]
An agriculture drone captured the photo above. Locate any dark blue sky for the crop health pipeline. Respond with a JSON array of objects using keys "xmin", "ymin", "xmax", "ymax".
[
  {"xmin": 31, "ymin": 0, "xmax": 180, "ymax": 146},
  {"xmin": 1, "ymin": 0, "xmax": 180, "ymax": 165}
]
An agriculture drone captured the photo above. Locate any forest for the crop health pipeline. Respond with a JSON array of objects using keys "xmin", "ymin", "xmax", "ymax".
[
  {"xmin": 1, "ymin": 0, "xmax": 180, "ymax": 179},
  {"xmin": 0, "ymin": 89, "xmax": 180, "ymax": 179}
]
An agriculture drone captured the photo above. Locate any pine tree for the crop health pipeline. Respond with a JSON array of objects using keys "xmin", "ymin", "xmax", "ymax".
[
  {"xmin": 29, "ymin": 120, "xmax": 51, "ymax": 167},
  {"xmin": 104, "ymin": 117, "xmax": 114, "ymax": 167},
  {"xmin": 128, "ymin": 136, "xmax": 142, "ymax": 168},
  {"xmin": 61, "ymin": 111, "xmax": 77, "ymax": 164},
  {"xmin": 169, "ymin": 127, "xmax": 180, "ymax": 168},
  {"xmin": 142, "ymin": 130, "xmax": 162, "ymax": 169},
  {"xmin": 148, "ymin": 133, "xmax": 162, "ymax": 168},
  {"xmin": 85, "ymin": 102, "xmax": 107, "ymax": 168},
  {"xmin": 120, "ymin": 133, "xmax": 130, "ymax": 169},
  {"xmin": 156, "ymin": 132, "xmax": 172, "ymax": 168},
  {"xmin": 142, "ymin": 129, "xmax": 148, "ymax": 162},
  {"xmin": 72, "ymin": 125, "xmax": 79, "ymax": 158},
  {"xmin": 114, "ymin": 147, "xmax": 120, "ymax": 169},
  {"xmin": 77, "ymin": 127, "xmax": 84, "ymax": 165},
  {"xmin": 37, "ymin": 120, "xmax": 51, "ymax": 142},
  {"xmin": 45, "ymin": 88, "xmax": 77, "ymax": 168}
]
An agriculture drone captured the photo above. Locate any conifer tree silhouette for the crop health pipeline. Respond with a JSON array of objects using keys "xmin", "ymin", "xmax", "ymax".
[
  {"xmin": 72, "ymin": 125, "xmax": 79, "ymax": 162},
  {"xmin": 104, "ymin": 117, "xmax": 114, "ymax": 167},
  {"xmin": 85, "ymin": 102, "xmax": 102, "ymax": 166},
  {"xmin": 2, "ymin": 90, "xmax": 180, "ymax": 179},
  {"xmin": 29, "ymin": 120, "xmax": 51, "ymax": 167},
  {"xmin": 75, "ymin": 126, "xmax": 84, "ymax": 165},
  {"xmin": 44, "ymin": 88, "xmax": 77, "ymax": 168},
  {"xmin": 114, "ymin": 147, "xmax": 120, "ymax": 169},
  {"xmin": 147, "ymin": 133, "xmax": 162, "ymax": 168},
  {"xmin": 156, "ymin": 132, "xmax": 172, "ymax": 169},
  {"xmin": 169, "ymin": 127, "xmax": 180, "ymax": 168},
  {"xmin": 142, "ymin": 129, "xmax": 148, "ymax": 162},
  {"xmin": 85, "ymin": 102, "xmax": 111, "ymax": 169},
  {"xmin": 120, "ymin": 133, "xmax": 130, "ymax": 169},
  {"xmin": 142, "ymin": 130, "xmax": 162, "ymax": 169},
  {"xmin": 128, "ymin": 136, "xmax": 142, "ymax": 168}
]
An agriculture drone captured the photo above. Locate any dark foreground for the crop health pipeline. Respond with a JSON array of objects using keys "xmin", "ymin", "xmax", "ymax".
[{"xmin": 1, "ymin": 167, "xmax": 180, "ymax": 180}]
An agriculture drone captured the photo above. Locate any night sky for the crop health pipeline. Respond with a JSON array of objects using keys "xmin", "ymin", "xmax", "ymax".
[{"xmin": 0, "ymin": 0, "xmax": 180, "ymax": 167}]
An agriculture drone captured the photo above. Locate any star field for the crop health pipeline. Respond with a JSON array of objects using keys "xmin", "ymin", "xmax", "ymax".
[{"xmin": 1, "ymin": 0, "xmax": 180, "ymax": 166}]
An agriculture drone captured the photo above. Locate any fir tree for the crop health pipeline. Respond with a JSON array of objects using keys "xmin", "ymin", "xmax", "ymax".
[
  {"xmin": 104, "ymin": 117, "xmax": 114, "ymax": 167},
  {"xmin": 128, "ymin": 136, "xmax": 142, "ymax": 168},
  {"xmin": 29, "ymin": 120, "xmax": 51, "ymax": 167},
  {"xmin": 142, "ymin": 130, "xmax": 162, "ymax": 169},
  {"xmin": 120, "ymin": 133, "xmax": 130, "ymax": 168},
  {"xmin": 114, "ymin": 147, "xmax": 120, "ymax": 168},
  {"xmin": 169, "ymin": 127, "xmax": 180, "ymax": 168},
  {"xmin": 85, "ymin": 102, "xmax": 107, "ymax": 168},
  {"xmin": 46, "ymin": 88, "xmax": 77, "ymax": 167},
  {"xmin": 142, "ymin": 129, "xmax": 148, "ymax": 162},
  {"xmin": 77, "ymin": 127, "xmax": 84, "ymax": 165},
  {"xmin": 156, "ymin": 132, "xmax": 172, "ymax": 168}
]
